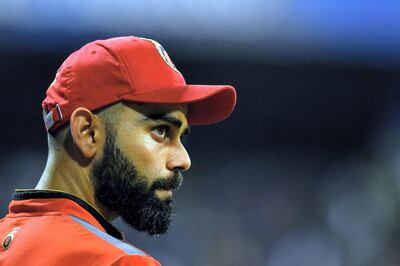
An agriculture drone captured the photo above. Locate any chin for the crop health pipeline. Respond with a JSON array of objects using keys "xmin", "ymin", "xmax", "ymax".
[{"xmin": 154, "ymin": 190, "xmax": 173, "ymax": 201}]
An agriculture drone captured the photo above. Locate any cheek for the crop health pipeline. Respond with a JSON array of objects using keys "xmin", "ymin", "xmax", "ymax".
[
  {"xmin": 142, "ymin": 134, "xmax": 159, "ymax": 151},
  {"xmin": 123, "ymin": 134, "xmax": 167, "ymax": 178}
]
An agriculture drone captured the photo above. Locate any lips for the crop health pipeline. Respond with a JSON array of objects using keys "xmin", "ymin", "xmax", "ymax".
[{"xmin": 151, "ymin": 173, "xmax": 183, "ymax": 192}]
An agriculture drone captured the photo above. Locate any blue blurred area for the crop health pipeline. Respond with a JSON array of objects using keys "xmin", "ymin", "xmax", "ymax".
[{"xmin": 0, "ymin": 0, "xmax": 399, "ymax": 65}]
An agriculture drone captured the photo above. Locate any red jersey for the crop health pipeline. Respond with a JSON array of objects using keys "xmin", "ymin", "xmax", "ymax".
[{"xmin": 0, "ymin": 189, "xmax": 161, "ymax": 266}]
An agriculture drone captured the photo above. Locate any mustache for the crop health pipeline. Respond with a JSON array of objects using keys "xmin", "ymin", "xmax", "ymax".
[{"xmin": 150, "ymin": 172, "xmax": 183, "ymax": 191}]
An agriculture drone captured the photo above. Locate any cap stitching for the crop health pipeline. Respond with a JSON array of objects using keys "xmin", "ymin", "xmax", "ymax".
[
  {"xmin": 63, "ymin": 66, "xmax": 73, "ymax": 123},
  {"xmin": 114, "ymin": 45, "xmax": 138, "ymax": 95},
  {"xmin": 96, "ymin": 42, "xmax": 137, "ymax": 97}
]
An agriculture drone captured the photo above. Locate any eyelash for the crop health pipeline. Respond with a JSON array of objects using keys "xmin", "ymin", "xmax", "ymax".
[
  {"xmin": 152, "ymin": 125, "xmax": 170, "ymax": 139},
  {"xmin": 151, "ymin": 125, "xmax": 188, "ymax": 143}
]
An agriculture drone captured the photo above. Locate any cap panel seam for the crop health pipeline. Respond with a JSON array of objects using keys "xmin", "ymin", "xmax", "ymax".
[
  {"xmin": 96, "ymin": 43, "xmax": 137, "ymax": 96},
  {"xmin": 59, "ymin": 66, "xmax": 73, "ymax": 126},
  {"xmin": 114, "ymin": 47, "xmax": 137, "ymax": 95},
  {"xmin": 64, "ymin": 66, "xmax": 72, "ymax": 99}
]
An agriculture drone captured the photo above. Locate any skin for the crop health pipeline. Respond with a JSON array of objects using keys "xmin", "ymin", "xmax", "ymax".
[{"xmin": 36, "ymin": 102, "xmax": 191, "ymax": 221}]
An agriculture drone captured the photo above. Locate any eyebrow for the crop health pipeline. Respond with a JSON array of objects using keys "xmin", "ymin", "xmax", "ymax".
[{"xmin": 144, "ymin": 113, "xmax": 191, "ymax": 136}]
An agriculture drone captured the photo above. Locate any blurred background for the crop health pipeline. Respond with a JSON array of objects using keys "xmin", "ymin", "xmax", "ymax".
[{"xmin": 1, "ymin": 1, "xmax": 400, "ymax": 265}]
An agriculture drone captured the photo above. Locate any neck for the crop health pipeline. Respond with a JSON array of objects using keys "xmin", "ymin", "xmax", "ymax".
[{"xmin": 35, "ymin": 153, "xmax": 115, "ymax": 221}]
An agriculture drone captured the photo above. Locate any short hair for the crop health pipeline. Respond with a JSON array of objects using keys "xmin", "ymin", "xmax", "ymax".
[{"xmin": 43, "ymin": 102, "xmax": 124, "ymax": 152}]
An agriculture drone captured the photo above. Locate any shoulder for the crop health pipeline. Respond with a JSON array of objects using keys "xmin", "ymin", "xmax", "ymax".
[
  {"xmin": 68, "ymin": 215, "xmax": 143, "ymax": 255},
  {"xmin": 67, "ymin": 215, "xmax": 160, "ymax": 265},
  {"xmin": 110, "ymin": 254, "xmax": 161, "ymax": 266}
]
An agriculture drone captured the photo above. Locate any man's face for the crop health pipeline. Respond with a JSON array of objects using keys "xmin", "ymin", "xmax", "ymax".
[{"xmin": 91, "ymin": 103, "xmax": 191, "ymax": 235}]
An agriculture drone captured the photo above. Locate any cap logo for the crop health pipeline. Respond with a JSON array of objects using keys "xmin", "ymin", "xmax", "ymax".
[{"xmin": 141, "ymin": 38, "xmax": 182, "ymax": 75}]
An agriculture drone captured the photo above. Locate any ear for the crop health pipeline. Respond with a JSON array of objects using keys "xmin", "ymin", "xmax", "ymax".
[{"xmin": 69, "ymin": 107, "xmax": 102, "ymax": 159}]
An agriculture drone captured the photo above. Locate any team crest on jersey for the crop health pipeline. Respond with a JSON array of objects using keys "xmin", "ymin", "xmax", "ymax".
[
  {"xmin": 141, "ymin": 38, "xmax": 182, "ymax": 75},
  {"xmin": 2, "ymin": 227, "xmax": 20, "ymax": 250}
]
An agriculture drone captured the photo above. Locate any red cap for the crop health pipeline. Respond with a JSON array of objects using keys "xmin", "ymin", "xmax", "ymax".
[{"xmin": 42, "ymin": 36, "xmax": 237, "ymax": 132}]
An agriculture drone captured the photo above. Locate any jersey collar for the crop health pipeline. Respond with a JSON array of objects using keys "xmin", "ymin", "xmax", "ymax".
[{"xmin": 11, "ymin": 189, "xmax": 124, "ymax": 240}]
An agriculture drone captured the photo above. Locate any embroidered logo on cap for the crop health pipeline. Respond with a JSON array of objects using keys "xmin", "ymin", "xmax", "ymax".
[
  {"xmin": 141, "ymin": 38, "xmax": 182, "ymax": 75},
  {"xmin": 2, "ymin": 227, "xmax": 20, "ymax": 250}
]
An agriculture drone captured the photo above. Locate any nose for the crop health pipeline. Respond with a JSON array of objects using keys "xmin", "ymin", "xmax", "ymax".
[{"xmin": 166, "ymin": 142, "xmax": 191, "ymax": 172}]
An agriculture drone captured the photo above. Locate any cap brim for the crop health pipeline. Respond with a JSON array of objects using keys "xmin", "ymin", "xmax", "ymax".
[{"xmin": 122, "ymin": 84, "xmax": 237, "ymax": 125}]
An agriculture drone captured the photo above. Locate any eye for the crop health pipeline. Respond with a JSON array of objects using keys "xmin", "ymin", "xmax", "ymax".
[{"xmin": 151, "ymin": 125, "xmax": 169, "ymax": 141}]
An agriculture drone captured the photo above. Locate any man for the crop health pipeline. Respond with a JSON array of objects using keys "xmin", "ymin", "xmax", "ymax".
[{"xmin": 0, "ymin": 36, "xmax": 236, "ymax": 265}]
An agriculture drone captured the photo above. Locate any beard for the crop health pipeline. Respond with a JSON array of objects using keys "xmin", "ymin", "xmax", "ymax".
[{"xmin": 91, "ymin": 127, "xmax": 183, "ymax": 235}]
